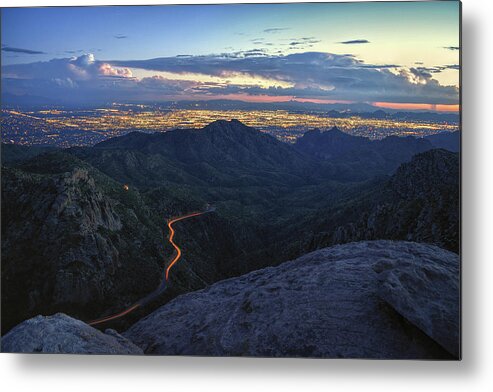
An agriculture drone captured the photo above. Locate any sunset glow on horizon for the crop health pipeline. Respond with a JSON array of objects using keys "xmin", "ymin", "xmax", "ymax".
[{"xmin": 373, "ymin": 102, "xmax": 460, "ymax": 113}]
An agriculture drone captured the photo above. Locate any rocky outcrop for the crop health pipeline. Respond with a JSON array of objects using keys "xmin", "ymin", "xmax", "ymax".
[
  {"xmin": 374, "ymin": 254, "xmax": 460, "ymax": 357},
  {"xmin": 1, "ymin": 313, "xmax": 142, "ymax": 354},
  {"xmin": 1, "ymin": 157, "xmax": 165, "ymax": 333},
  {"xmin": 305, "ymin": 149, "xmax": 459, "ymax": 254},
  {"xmin": 124, "ymin": 241, "xmax": 460, "ymax": 359}
]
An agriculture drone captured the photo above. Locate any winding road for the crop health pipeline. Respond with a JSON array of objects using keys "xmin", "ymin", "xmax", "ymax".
[{"xmin": 88, "ymin": 208, "xmax": 212, "ymax": 326}]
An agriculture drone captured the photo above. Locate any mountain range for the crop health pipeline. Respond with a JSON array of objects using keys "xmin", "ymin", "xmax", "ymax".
[{"xmin": 1, "ymin": 120, "xmax": 460, "ymax": 335}]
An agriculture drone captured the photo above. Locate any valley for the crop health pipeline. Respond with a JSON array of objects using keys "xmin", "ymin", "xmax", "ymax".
[{"xmin": 1, "ymin": 120, "xmax": 460, "ymax": 335}]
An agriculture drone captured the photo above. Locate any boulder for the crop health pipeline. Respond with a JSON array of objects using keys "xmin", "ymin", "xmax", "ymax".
[
  {"xmin": 124, "ymin": 241, "xmax": 459, "ymax": 359},
  {"xmin": 2, "ymin": 313, "xmax": 143, "ymax": 354},
  {"xmin": 373, "ymin": 250, "xmax": 460, "ymax": 357}
]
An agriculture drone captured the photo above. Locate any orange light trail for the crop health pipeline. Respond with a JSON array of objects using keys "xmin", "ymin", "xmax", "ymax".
[
  {"xmin": 88, "ymin": 210, "xmax": 206, "ymax": 326},
  {"xmin": 88, "ymin": 304, "xmax": 141, "ymax": 326},
  {"xmin": 165, "ymin": 211, "xmax": 205, "ymax": 281}
]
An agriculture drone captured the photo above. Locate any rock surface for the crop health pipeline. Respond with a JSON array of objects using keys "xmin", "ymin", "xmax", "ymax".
[
  {"xmin": 2, "ymin": 313, "xmax": 143, "ymax": 354},
  {"xmin": 125, "ymin": 241, "xmax": 459, "ymax": 359},
  {"xmin": 374, "ymin": 252, "xmax": 460, "ymax": 357},
  {"xmin": 1, "ymin": 157, "xmax": 166, "ymax": 333}
]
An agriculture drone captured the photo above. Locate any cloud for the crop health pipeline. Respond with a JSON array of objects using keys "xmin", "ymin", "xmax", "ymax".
[
  {"xmin": 108, "ymin": 51, "xmax": 458, "ymax": 104},
  {"xmin": 338, "ymin": 39, "xmax": 370, "ymax": 45},
  {"xmin": 288, "ymin": 37, "xmax": 321, "ymax": 48},
  {"xmin": 138, "ymin": 75, "xmax": 207, "ymax": 94},
  {"xmin": 444, "ymin": 46, "xmax": 460, "ymax": 51},
  {"xmin": 241, "ymin": 49, "xmax": 269, "ymax": 57},
  {"xmin": 114, "ymin": 34, "xmax": 128, "ymax": 39},
  {"xmin": 263, "ymin": 28, "xmax": 289, "ymax": 33},
  {"xmin": 250, "ymin": 38, "xmax": 265, "ymax": 45},
  {"xmin": 1, "ymin": 46, "xmax": 45, "ymax": 54},
  {"xmin": 413, "ymin": 64, "xmax": 461, "ymax": 74},
  {"xmin": 1, "ymin": 52, "xmax": 459, "ymax": 105},
  {"xmin": 98, "ymin": 63, "xmax": 133, "ymax": 77},
  {"xmin": 358, "ymin": 64, "xmax": 400, "ymax": 69},
  {"xmin": 0, "ymin": 53, "xmax": 193, "ymax": 104},
  {"xmin": 2, "ymin": 53, "xmax": 133, "ymax": 81},
  {"xmin": 409, "ymin": 67, "xmax": 433, "ymax": 82},
  {"xmin": 52, "ymin": 77, "xmax": 78, "ymax": 88}
]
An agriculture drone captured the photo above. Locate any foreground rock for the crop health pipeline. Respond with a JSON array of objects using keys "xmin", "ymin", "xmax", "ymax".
[
  {"xmin": 374, "ymin": 253, "xmax": 460, "ymax": 357},
  {"xmin": 125, "ymin": 241, "xmax": 459, "ymax": 359},
  {"xmin": 2, "ymin": 313, "xmax": 142, "ymax": 354}
]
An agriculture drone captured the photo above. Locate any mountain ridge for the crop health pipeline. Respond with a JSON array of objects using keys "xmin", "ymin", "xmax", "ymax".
[{"xmin": 1, "ymin": 120, "xmax": 460, "ymax": 335}]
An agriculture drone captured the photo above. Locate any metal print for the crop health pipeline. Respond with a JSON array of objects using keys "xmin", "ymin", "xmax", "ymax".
[{"xmin": 0, "ymin": 1, "xmax": 461, "ymax": 358}]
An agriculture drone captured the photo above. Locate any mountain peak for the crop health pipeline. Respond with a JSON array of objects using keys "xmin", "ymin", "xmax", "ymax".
[
  {"xmin": 203, "ymin": 119, "xmax": 251, "ymax": 132},
  {"xmin": 326, "ymin": 126, "xmax": 344, "ymax": 134},
  {"xmin": 296, "ymin": 126, "xmax": 366, "ymax": 148}
]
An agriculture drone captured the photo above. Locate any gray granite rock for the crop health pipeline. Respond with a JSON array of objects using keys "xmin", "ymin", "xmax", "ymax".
[
  {"xmin": 2, "ymin": 313, "xmax": 143, "ymax": 354},
  {"xmin": 373, "ymin": 248, "xmax": 460, "ymax": 357},
  {"xmin": 125, "ymin": 241, "xmax": 459, "ymax": 359}
]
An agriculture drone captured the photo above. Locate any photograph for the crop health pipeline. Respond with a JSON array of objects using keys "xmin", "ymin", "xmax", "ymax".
[{"xmin": 1, "ymin": 0, "xmax": 461, "ymax": 359}]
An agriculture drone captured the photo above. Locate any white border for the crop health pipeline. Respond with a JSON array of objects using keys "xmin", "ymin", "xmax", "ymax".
[{"xmin": 2, "ymin": 1, "xmax": 493, "ymax": 391}]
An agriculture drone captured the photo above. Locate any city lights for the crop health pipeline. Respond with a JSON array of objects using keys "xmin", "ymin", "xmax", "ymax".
[{"xmin": 1, "ymin": 106, "xmax": 459, "ymax": 147}]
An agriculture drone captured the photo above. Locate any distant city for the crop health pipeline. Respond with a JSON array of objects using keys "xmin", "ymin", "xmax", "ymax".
[{"xmin": 1, "ymin": 103, "xmax": 460, "ymax": 147}]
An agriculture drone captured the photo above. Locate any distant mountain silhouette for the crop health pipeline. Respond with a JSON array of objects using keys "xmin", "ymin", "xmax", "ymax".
[
  {"xmin": 294, "ymin": 127, "xmax": 370, "ymax": 159},
  {"xmin": 425, "ymin": 131, "xmax": 460, "ymax": 152},
  {"xmin": 294, "ymin": 126, "xmax": 434, "ymax": 174},
  {"xmin": 73, "ymin": 121, "xmax": 448, "ymax": 186},
  {"xmin": 72, "ymin": 119, "xmax": 316, "ymax": 188},
  {"xmin": 1, "ymin": 92, "xmax": 58, "ymax": 109},
  {"xmin": 95, "ymin": 119, "xmax": 309, "ymax": 172}
]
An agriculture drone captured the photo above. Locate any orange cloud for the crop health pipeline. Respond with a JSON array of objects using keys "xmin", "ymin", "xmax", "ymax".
[{"xmin": 98, "ymin": 63, "xmax": 133, "ymax": 78}]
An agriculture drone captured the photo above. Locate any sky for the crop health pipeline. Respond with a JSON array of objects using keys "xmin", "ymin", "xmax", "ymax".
[{"xmin": 1, "ymin": 2, "xmax": 460, "ymax": 111}]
